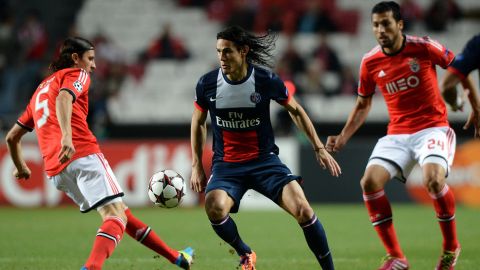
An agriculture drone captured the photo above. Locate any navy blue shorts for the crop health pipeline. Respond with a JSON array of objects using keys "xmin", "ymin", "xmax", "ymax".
[{"xmin": 205, "ymin": 154, "xmax": 301, "ymax": 213}]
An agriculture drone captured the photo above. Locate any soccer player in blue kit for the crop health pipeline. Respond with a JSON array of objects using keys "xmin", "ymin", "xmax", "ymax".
[
  {"xmin": 190, "ymin": 26, "xmax": 341, "ymax": 270},
  {"xmin": 441, "ymin": 33, "xmax": 480, "ymax": 138}
]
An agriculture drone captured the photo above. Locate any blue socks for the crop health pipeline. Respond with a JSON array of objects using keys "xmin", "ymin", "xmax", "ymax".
[
  {"xmin": 300, "ymin": 215, "xmax": 334, "ymax": 270},
  {"xmin": 210, "ymin": 215, "xmax": 251, "ymax": 256},
  {"xmin": 211, "ymin": 213, "xmax": 333, "ymax": 269}
]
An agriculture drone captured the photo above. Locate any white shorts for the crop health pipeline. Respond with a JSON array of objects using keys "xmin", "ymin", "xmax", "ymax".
[
  {"xmin": 50, "ymin": 153, "xmax": 124, "ymax": 212},
  {"xmin": 366, "ymin": 126, "xmax": 456, "ymax": 182}
]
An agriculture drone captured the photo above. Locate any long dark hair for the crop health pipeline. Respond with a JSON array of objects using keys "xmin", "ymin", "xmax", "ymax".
[
  {"xmin": 217, "ymin": 26, "xmax": 277, "ymax": 68},
  {"xmin": 50, "ymin": 37, "xmax": 94, "ymax": 72},
  {"xmin": 372, "ymin": 1, "xmax": 403, "ymax": 22}
]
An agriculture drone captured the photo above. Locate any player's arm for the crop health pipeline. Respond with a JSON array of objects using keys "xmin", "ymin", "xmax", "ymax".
[
  {"xmin": 441, "ymin": 70, "xmax": 465, "ymax": 111},
  {"xmin": 461, "ymin": 76, "xmax": 480, "ymax": 138},
  {"xmin": 190, "ymin": 107, "xmax": 208, "ymax": 192},
  {"xmin": 5, "ymin": 124, "xmax": 31, "ymax": 180},
  {"xmin": 326, "ymin": 95, "xmax": 372, "ymax": 152},
  {"xmin": 56, "ymin": 89, "xmax": 75, "ymax": 164},
  {"xmin": 283, "ymin": 97, "xmax": 341, "ymax": 177},
  {"xmin": 442, "ymin": 70, "xmax": 480, "ymax": 138}
]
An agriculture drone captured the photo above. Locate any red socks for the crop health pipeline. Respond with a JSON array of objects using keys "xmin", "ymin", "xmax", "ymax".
[
  {"xmin": 363, "ymin": 189, "xmax": 404, "ymax": 258},
  {"xmin": 430, "ymin": 184, "xmax": 459, "ymax": 251},
  {"xmin": 84, "ymin": 216, "xmax": 126, "ymax": 270},
  {"xmin": 125, "ymin": 208, "xmax": 179, "ymax": 263}
]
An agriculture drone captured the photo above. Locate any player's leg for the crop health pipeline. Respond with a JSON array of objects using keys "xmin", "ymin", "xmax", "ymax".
[
  {"xmin": 123, "ymin": 204, "xmax": 193, "ymax": 269},
  {"xmin": 50, "ymin": 156, "xmax": 126, "ymax": 270},
  {"xmin": 278, "ymin": 181, "xmax": 333, "ymax": 270},
  {"xmin": 422, "ymin": 163, "xmax": 460, "ymax": 269},
  {"xmin": 83, "ymin": 201, "xmax": 127, "ymax": 270},
  {"xmin": 416, "ymin": 127, "xmax": 460, "ymax": 269},
  {"xmin": 362, "ymin": 135, "xmax": 414, "ymax": 269},
  {"xmin": 361, "ymin": 163, "xmax": 407, "ymax": 264},
  {"xmin": 65, "ymin": 154, "xmax": 127, "ymax": 270},
  {"xmin": 205, "ymin": 189, "xmax": 252, "ymax": 256}
]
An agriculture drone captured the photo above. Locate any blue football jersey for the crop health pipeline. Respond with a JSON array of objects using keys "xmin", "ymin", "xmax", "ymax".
[
  {"xmin": 450, "ymin": 33, "xmax": 480, "ymax": 79},
  {"xmin": 194, "ymin": 65, "xmax": 291, "ymax": 163}
]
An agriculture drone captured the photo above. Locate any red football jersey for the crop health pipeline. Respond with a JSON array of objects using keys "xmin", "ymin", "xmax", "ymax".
[
  {"xmin": 358, "ymin": 35, "xmax": 455, "ymax": 134},
  {"xmin": 17, "ymin": 68, "xmax": 100, "ymax": 176}
]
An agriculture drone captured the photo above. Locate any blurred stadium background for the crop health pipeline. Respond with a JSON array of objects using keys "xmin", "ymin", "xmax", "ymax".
[
  {"xmin": 0, "ymin": 1, "xmax": 480, "ymax": 268},
  {"xmin": 1, "ymin": 0, "xmax": 479, "ymax": 208}
]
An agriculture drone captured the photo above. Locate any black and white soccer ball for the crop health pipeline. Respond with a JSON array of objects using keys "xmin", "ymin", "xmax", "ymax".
[{"xmin": 148, "ymin": 169, "xmax": 186, "ymax": 208}]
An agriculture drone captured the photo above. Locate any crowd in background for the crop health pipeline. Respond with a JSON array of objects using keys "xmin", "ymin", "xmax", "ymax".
[{"xmin": 0, "ymin": 0, "xmax": 475, "ymax": 136}]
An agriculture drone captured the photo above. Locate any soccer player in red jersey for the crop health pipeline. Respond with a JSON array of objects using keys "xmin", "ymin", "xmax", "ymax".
[
  {"xmin": 326, "ymin": 2, "xmax": 470, "ymax": 269},
  {"xmin": 190, "ymin": 26, "xmax": 341, "ymax": 270},
  {"xmin": 5, "ymin": 37, "xmax": 194, "ymax": 270}
]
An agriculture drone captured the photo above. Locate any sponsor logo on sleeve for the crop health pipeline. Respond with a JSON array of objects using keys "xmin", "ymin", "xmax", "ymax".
[{"xmin": 73, "ymin": 80, "xmax": 83, "ymax": 93}]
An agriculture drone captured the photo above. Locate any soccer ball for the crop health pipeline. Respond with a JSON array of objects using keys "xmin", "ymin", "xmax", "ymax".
[{"xmin": 148, "ymin": 169, "xmax": 186, "ymax": 208}]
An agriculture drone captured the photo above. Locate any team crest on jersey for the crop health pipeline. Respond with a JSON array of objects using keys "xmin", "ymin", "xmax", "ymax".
[
  {"xmin": 408, "ymin": 58, "xmax": 420, "ymax": 73},
  {"xmin": 250, "ymin": 92, "xmax": 261, "ymax": 104},
  {"xmin": 73, "ymin": 80, "xmax": 83, "ymax": 92}
]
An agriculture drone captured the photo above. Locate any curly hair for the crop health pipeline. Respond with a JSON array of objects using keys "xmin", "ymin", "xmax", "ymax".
[
  {"xmin": 217, "ymin": 26, "xmax": 278, "ymax": 68},
  {"xmin": 49, "ymin": 37, "xmax": 94, "ymax": 72}
]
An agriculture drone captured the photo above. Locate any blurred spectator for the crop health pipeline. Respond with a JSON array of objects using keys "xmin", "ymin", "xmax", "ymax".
[
  {"xmin": 178, "ymin": 0, "xmax": 208, "ymax": 7},
  {"xmin": 206, "ymin": 0, "xmax": 233, "ymax": 22},
  {"xmin": 225, "ymin": 0, "xmax": 258, "ymax": 31},
  {"xmin": 296, "ymin": 59, "xmax": 325, "ymax": 95},
  {"xmin": 295, "ymin": 33, "xmax": 345, "ymax": 97},
  {"xmin": 297, "ymin": 0, "xmax": 337, "ymax": 33},
  {"xmin": 89, "ymin": 32, "xmax": 128, "ymax": 138},
  {"xmin": 425, "ymin": 0, "xmax": 462, "ymax": 32},
  {"xmin": 144, "ymin": 23, "xmax": 190, "ymax": 60},
  {"xmin": 253, "ymin": 0, "xmax": 298, "ymax": 34},
  {"xmin": 0, "ymin": 12, "xmax": 18, "ymax": 116},
  {"xmin": 275, "ymin": 38, "xmax": 305, "ymax": 81},
  {"xmin": 311, "ymin": 32, "xmax": 342, "ymax": 73},
  {"xmin": 399, "ymin": 0, "xmax": 423, "ymax": 32},
  {"xmin": 259, "ymin": 4, "xmax": 283, "ymax": 32},
  {"xmin": 339, "ymin": 65, "xmax": 358, "ymax": 96},
  {"xmin": 8, "ymin": 9, "xmax": 48, "ymax": 112}
]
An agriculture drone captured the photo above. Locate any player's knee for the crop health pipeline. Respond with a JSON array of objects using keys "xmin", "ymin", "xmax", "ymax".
[
  {"xmin": 422, "ymin": 162, "xmax": 447, "ymax": 193},
  {"xmin": 293, "ymin": 201, "xmax": 314, "ymax": 223},
  {"xmin": 98, "ymin": 202, "xmax": 127, "ymax": 223},
  {"xmin": 423, "ymin": 172, "xmax": 445, "ymax": 194},
  {"xmin": 360, "ymin": 175, "xmax": 380, "ymax": 192},
  {"xmin": 205, "ymin": 196, "xmax": 230, "ymax": 220}
]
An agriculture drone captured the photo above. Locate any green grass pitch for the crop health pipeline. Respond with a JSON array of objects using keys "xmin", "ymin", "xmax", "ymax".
[{"xmin": 0, "ymin": 204, "xmax": 478, "ymax": 269}]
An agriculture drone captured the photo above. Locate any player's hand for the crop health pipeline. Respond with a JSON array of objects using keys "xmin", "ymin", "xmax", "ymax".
[
  {"xmin": 326, "ymin": 134, "xmax": 347, "ymax": 153},
  {"xmin": 444, "ymin": 88, "xmax": 465, "ymax": 112},
  {"xmin": 190, "ymin": 165, "xmax": 207, "ymax": 193},
  {"xmin": 58, "ymin": 136, "xmax": 75, "ymax": 164},
  {"xmin": 463, "ymin": 110, "xmax": 480, "ymax": 139},
  {"xmin": 14, "ymin": 166, "xmax": 31, "ymax": 180},
  {"xmin": 450, "ymin": 89, "xmax": 466, "ymax": 112},
  {"xmin": 315, "ymin": 148, "xmax": 342, "ymax": 177}
]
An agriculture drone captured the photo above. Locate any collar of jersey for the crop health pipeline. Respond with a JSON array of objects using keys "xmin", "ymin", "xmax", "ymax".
[
  {"xmin": 382, "ymin": 34, "xmax": 407, "ymax": 57},
  {"xmin": 221, "ymin": 64, "xmax": 253, "ymax": 85}
]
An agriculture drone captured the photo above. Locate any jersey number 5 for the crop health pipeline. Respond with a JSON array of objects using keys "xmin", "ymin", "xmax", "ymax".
[{"xmin": 35, "ymin": 84, "xmax": 50, "ymax": 128}]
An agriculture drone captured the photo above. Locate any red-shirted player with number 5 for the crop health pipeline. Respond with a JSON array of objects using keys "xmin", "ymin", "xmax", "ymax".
[
  {"xmin": 326, "ymin": 2, "xmax": 464, "ymax": 270},
  {"xmin": 5, "ymin": 37, "xmax": 194, "ymax": 270}
]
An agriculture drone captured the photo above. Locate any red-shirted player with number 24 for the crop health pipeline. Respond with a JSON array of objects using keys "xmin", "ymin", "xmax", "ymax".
[{"xmin": 326, "ymin": 2, "xmax": 465, "ymax": 270}]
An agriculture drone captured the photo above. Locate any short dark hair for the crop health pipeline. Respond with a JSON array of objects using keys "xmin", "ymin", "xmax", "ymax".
[
  {"xmin": 50, "ymin": 37, "xmax": 94, "ymax": 72},
  {"xmin": 217, "ymin": 25, "xmax": 277, "ymax": 68},
  {"xmin": 372, "ymin": 1, "xmax": 402, "ymax": 22}
]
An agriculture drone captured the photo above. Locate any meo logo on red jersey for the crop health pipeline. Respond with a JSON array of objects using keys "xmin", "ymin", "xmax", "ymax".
[{"xmin": 385, "ymin": 75, "xmax": 420, "ymax": 94}]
